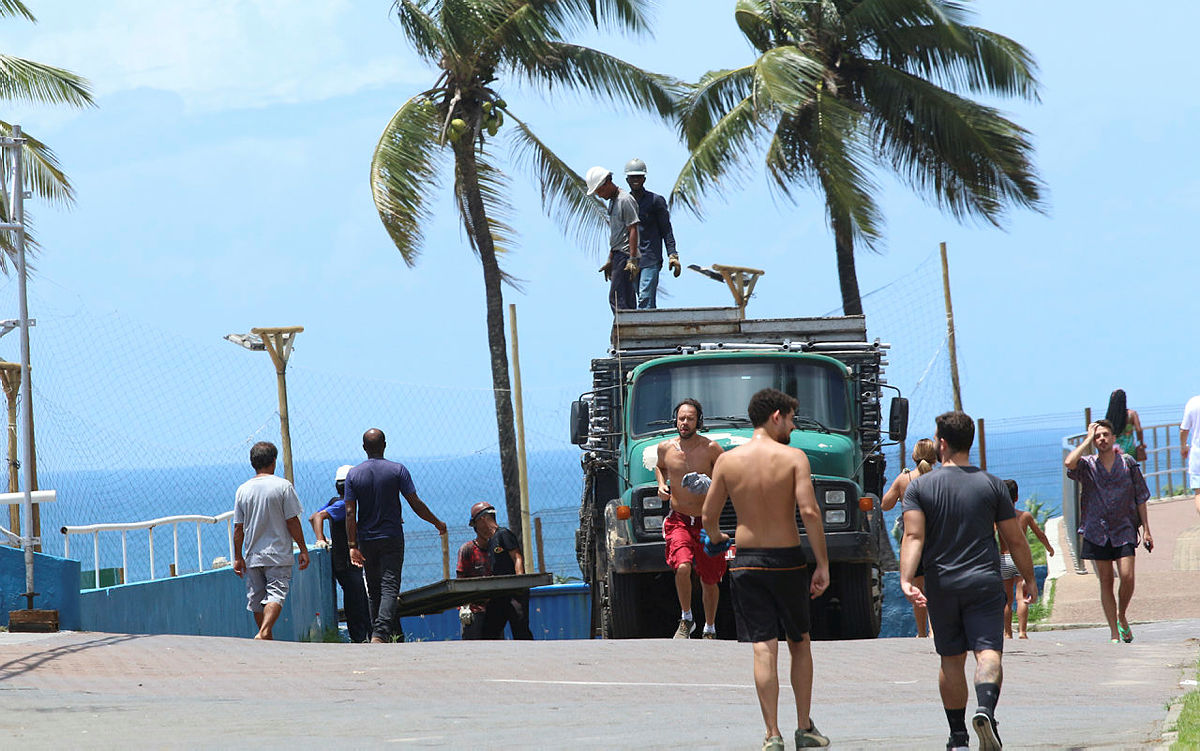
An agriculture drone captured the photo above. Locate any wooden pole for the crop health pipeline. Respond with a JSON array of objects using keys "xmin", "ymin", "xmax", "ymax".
[
  {"xmin": 1084, "ymin": 407, "xmax": 1091, "ymax": 431},
  {"xmin": 251, "ymin": 327, "xmax": 302, "ymax": 485},
  {"xmin": 534, "ymin": 516, "xmax": 546, "ymax": 574},
  {"xmin": 440, "ymin": 532, "xmax": 449, "ymax": 580},
  {"xmin": 939, "ymin": 242, "xmax": 963, "ymax": 412},
  {"xmin": 977, "ymin": 417, "xmax": 987, "ymax": 471},
  {"xmin": 0, "ymin": 363, "xmax": 19, "ymax": 542},
  {"xmin": 508, "ymin": 304, "xmax": 533, "ymax": 564}
]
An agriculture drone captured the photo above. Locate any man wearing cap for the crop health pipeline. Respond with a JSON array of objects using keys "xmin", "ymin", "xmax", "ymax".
[
  {"xmin": 624, "ymin": 158, "xmax": 679, "ymax": 310},
  {"xmin": 310, "ymin": 465, "xmax": 371, "ymax": 643},
  {"xmin": 345, "ymin": 428, "xmax": 447, "ymax": 643},
  {"xmin": 585, "ymin": 165, "xmax": 640, "ymax": 313},
  {"xmin": 455, "ymin": 501, "xmax": 496, "ymax": 640},
  {"xmin": 466, "ymin": 501, "xmax": 534, "ymax": 640}
]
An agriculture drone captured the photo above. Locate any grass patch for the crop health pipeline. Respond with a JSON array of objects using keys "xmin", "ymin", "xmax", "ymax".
[
  {"xmin": 299, "ymin": 626, "xmax": 347, "ymax": 643},
  {"xmin": 1171, "ymin": 673, "xmax": 1200, "ymax": 749},
  {"xmin": 1027, "ymin": 579, "xmax": 1055, "ymax": 624}
]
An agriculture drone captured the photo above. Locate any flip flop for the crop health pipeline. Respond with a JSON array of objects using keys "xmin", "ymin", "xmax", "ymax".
[{"xmin": 1119, "ymin": 624, "xmax": 1133, "ymax": 643}]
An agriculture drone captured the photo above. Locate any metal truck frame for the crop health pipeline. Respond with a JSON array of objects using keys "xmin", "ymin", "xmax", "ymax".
[{"xmin": 571, "ymin": 308, "xmax": 907, "ymax": 640}]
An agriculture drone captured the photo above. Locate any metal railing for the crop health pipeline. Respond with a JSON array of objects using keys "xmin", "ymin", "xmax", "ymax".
[
  {"xmin": 62, "ymin": 511, "xmax": 235, "ymax": 589},
  {"xmin": 1060, "ymin": 422, "xmax": 1186, "ymax": 574}
]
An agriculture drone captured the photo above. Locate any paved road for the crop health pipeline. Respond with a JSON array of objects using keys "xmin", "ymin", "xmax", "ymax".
[{"xmin": 2, "ymin": 620, "xmax": 1196, "ymax": 749}]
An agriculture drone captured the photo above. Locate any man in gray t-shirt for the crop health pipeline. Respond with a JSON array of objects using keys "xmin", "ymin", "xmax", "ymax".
[
  {"xmin": 233, "ymin": 441, "xmax": 309, "ymax": 640},
  {"xmin": 585, "ymin": 166, "xmax": 640, "ymax": 312},
  {"xmin": 899, "ymin": 411, "xmax": 1036, "ymax": 751}
]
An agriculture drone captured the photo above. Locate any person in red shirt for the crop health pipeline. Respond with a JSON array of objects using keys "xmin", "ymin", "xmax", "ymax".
[{"xmin": 455, "ymin": 502, "xmax": 494, "ymax": 640}]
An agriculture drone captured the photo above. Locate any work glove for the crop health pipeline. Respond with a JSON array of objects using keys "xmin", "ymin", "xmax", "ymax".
[
  {"xmin": 313, "ymin": 539, "xmax": 332, "ymax": 550},
  {"xmin": 700, "ymin": 528, "xmax": 732, "ymax": 558},
  {"xmin": 681, "ymin": 471, "xmax": 712, "ymax": 494},
  {"xmin": 669, "ymin": 255, "xmax": 681, "ymax": 277},
  {"xmin": 624, "ymin": 256, "xmax": 639, "ymax": 274},
  {"xmin": 599, "ymin": 260, "xmax": 612, "ymax": 282},
  {"xmin": 459, "ymin": 605, "xmax": 474, "ymax": 626}
]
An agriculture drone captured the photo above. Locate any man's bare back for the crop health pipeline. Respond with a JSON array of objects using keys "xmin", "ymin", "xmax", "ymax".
[
  {"xmin": 656, "ymin": 434, "xmax": 722, "ymax": 517},
  {"xmin": 705, "ymin": 436, "xmax": 818, "ymax": 547}
]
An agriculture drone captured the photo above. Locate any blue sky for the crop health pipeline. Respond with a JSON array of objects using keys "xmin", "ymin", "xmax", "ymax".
[{"xmin": 2, "ymin": 0, "xmax": 1197, "ymax": 468}]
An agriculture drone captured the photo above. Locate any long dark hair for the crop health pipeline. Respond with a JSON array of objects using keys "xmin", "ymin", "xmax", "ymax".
[{"xmin": 1105, "ymin": 389, "xmax": 1128, "ymax": 435}]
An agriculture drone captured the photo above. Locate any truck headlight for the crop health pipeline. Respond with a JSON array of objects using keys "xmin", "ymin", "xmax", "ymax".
[
  {"xmin": 643, "ymin": 516, "xmax": 663, "ymax": 531},
  {"xmin": 824, "ymin": 509, "xmax": 846, "ymax": 525},
  {"xmin": 824, "ymin": 489, "xmax": 846, "ymax": 505},
  {"xmin": 642, "ymin": 496, "xmax": 663, "ymax": 510}
]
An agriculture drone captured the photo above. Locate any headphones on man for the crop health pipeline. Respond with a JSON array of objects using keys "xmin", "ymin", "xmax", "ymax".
[{"xmin": 671, "ymin": 398, "xmax": 705, "ymax": 431}]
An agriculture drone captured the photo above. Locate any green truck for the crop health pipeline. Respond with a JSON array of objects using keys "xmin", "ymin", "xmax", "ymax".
[{"xmin": 571, "ymin": 307, "xmax": 908, "ymax": 639}]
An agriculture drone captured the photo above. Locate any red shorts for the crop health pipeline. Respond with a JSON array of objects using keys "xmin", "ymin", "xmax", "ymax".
[{"xmin": 663, "ymin": 511, "xmax": 727, "ymax": 585}]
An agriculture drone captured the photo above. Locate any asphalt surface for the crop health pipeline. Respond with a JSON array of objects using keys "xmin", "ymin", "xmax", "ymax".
[{"xmin": 2, "ymin": 619, "xmax": 1196, "ymax": 749}]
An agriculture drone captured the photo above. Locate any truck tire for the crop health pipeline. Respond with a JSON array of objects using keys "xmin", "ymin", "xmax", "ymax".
[
  {"xmin": 603, "ymin": 568, "xmax": 641, "ymax": 638},
  {"xmin": 834, "ymin": 562, "xmax": 882, "ymax": 639}
]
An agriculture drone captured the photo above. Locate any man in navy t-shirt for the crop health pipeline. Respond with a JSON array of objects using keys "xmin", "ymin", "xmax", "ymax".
[
  {"xmin": 345, "ymin": 428, "xmax": 447, "ymax": 643},
  {"xmin": 310, "ymin": 464, "xmax": 370, "ymax": 643}
]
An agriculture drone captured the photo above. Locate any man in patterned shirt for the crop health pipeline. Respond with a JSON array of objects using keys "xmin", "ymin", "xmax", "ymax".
[
  {"xmin": 1065, "ymin": 420, "xmax": 1153, "ymax": 643},
  {"xmin": 455, "ymin": 502, "xmax": 494, "ymax": 640}
]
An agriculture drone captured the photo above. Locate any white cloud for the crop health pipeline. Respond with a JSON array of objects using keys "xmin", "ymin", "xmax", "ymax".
[{"xmin": 8, "ymin": 1, "xmax": 427, "ymax": 112}]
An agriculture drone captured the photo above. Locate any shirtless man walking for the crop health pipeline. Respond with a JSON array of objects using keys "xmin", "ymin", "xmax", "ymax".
[
  {"xmin": 656, "ymin": 398, "xmax": 725, "ymax": 638},
  {"xmin": 702, "ymin": 388, "xmax": 831, "ymax": 749}
]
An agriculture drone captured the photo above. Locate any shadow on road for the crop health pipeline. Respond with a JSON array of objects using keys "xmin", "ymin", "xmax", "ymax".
[{"xmin": 0, "ymin": 633, "xmax": 147, "ymax": 682}]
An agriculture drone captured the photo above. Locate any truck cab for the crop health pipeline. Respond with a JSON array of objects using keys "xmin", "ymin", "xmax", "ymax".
[{"xmin": 572, "ymin": 307, "xmax": 907, "ymax": 639}]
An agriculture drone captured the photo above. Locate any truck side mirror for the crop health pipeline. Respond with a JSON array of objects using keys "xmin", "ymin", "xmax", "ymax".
[
  {"xmin": 570, "ymin": 400, "xmax": 590, "ymax": 446},
  {"xmin": 889, "ymin": 397, "xmax": 909, "ymax": 442}
]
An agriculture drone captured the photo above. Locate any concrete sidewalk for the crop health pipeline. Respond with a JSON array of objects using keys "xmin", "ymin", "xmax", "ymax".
[{"xmin": 1048, "ymin": 494, "xmax": 1200, "ymax": 629}]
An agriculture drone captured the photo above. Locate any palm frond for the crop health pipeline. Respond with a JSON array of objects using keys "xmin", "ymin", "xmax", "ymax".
[
  {"xmin": 453, "ymin": 146, "xmax": 522, "ymax": 288},
  {"xmin": 805, "ymin": 91, "xmax": 884, "ymax": 248},
  {"xmin": 440, "ymin": 0, "xmax": 509, "ymax": 65},
  {"xmin": 752, "ymin": 46, "xmax": 823, "ymax": 114},
  {"xmin": 677, "ymin": 65, "xmax": 756, "ymax": 149},
  {"xmin": 505, "ymin": 110, "xmax": 606, "ymax": 251},
  {"xmin": 0, "ymin": 55, "xmax": 93, "ymax": 108},
  {"xmin": 394, "ymin": 0, "xmax": 451, "ymax": 66},
  {"xmin": 873, "ymin": 23, "xmax": 1039, "ymax": 100},
  {"xmin": 734, "ymin": 0, "xmax": 773, "ymax": 52},
  {"xmin": 0, "ymin": 121, "xmax": 74, "ymax": 207},
  {"xmin": 518, "ymin": 42, "xmax": 682, "ymax": 121},
  {"xmin": 370, "ymin": 95, "xmax": 446, "ymax": 265},
  {"xmin": 844, "ymin": 0, "xmax": 971, "ymax": 39},
  {"xmin": 0, "ymin": 0, "xmax": 34, "ymax": 22},
  {"xmin": 861, "ymin": 61, "xmax": 1044, "ymax": 224},
  {"xmin": 670, "ymin": 95, "xmax": 766, "ymax": 217}
]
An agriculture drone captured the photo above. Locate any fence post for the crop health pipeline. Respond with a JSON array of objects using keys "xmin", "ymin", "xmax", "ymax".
[
  {"xmin": 535, "ymin": 516, "xmax": 546, "ymax": 574},
  {"xmin": 1153, "ymin": 426, "xmax": 1161, "ymax": 498},
  {"xmin": 1084, "ymin": 407, "xmax": 1091, "ymax": 430},
  {"xmin": 977, "ymin": 418, "xmax": 987, "ymax": 471}
]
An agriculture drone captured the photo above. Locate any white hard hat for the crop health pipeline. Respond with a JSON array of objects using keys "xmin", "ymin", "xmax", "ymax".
[
  {"xmin": 585, "ymin": 166, "xmax": 612, "ymax": 196},
  {"xmin": 335, "ymin": 464, "xmax": 352, "ymax": 482},
  {"xmin": 624, "ymin": 158, "xmax": 647, "ymax": 176}
]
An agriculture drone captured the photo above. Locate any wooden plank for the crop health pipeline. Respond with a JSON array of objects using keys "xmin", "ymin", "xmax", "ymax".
[{"xmin": 8, "ymin": 608, "xmax": 59, "ymax": 632}]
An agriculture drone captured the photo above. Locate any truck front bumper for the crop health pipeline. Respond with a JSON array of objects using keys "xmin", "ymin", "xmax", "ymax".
[{"xmin": 609, "ymin": 530, "xmax": 875, "ymax": 575}]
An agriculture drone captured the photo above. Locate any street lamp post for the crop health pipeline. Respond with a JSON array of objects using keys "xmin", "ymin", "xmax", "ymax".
[{"xmin": 225, "ymin": 326, "xmax": 303, "ymax": 484}]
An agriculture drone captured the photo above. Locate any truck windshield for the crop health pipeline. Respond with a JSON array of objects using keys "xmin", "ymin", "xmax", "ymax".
[{"xmin": 630, "ymin": 357, "xmax": 850, "ymax": 436}]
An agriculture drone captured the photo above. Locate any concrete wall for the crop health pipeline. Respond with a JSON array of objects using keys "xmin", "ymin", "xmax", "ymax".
[
  {"xmin": 881, "ymin": 565, "xmax": 1049, "ymax": 638},
  {"xmin": 79, "ymin": 548, "xmax": 336, "ymax": 642},
  {"xmin": 0, "ymin": 544, "xmax": 82, "ymax": 629}
]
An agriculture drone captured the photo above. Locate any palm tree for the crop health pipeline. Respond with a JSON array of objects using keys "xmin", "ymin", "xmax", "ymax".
[
  {"xmin": 371, "ymin": 0, "xmax": 678, "ymax": 541},
  {"xmin": 0, "ymin": 0, "xmax": 94, "ymax": 269},
  {"xmin": 673, "ymin": 0, "xmax": 1044, "ymax": 315}
]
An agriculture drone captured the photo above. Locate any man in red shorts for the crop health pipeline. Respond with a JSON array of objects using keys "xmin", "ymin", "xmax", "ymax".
[{"xmin": 655, "ymin": 397, "xmax": 725, "ymax": 639}]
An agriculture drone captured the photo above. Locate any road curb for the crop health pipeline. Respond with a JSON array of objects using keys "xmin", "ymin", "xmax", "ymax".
[{"xmin": 1156, "ymin": 693, "xmax": 1185, "ymax": 749}]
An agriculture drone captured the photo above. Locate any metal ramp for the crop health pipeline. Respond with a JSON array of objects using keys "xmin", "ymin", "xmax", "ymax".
[{"xmin": 394, "ymin": 573, "xmax": 553, "ymax": 618}]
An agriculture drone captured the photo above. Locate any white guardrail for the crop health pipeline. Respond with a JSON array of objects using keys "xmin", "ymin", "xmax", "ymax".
[{"xmin": 62, "ymin": 511, "xmax": 236, "ymax": 589}]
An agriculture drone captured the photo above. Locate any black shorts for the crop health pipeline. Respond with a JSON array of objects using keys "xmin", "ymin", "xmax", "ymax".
[
  {"xmin": 728, "ymin": 545, "xmax": 810, "ymax": 643},
  {"xmin": 1080, "ymin": 539, "xmax": 1137, "ymax": 561},
  {"xmin": 926, "ymin": 585, "xmax": 1006, "ymax": 657}
]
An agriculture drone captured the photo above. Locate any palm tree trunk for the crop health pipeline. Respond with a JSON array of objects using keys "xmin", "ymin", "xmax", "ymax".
[
  {"xmin": 452, "ymin": 141, "xmax": 523, "ymax": 544},
  {"xmin": 832, "ymin": 210, "xmax": 863, "ymax": 316}
]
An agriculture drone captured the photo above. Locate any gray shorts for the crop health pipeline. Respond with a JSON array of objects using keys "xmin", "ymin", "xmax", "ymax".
[
  {"xmin": 999, "ymin": 553, "xmax": 1018, "ymax": 581},
  {"xmin": 245, "ymin": 565, "xmax": 292, "ymax": 613},
  {"xmin": 926, "ymin": 585, "xmax": 1006, "ymax": 657}
]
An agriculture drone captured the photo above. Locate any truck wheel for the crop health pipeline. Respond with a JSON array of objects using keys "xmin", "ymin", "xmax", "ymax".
[
  {"xmin": 834, "ymin": 562, "xmax": 882, "ymax": 639},
  {"xmin": 603, "ymin": 569, "xmax": 641, "ymax": 638}
]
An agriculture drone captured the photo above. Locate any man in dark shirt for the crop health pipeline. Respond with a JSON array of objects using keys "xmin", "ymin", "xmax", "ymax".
[
  {"xmin": 455, "ymin": 501, "xmax": 494, "ymax": 640},
  {"xmin": 901, "ymin": 411, "xmax": 1036, "ymax": 751},
  {"xmin": 624, "ymin": 158, "xmax": 679, "ymax": 309},
  {"xmin": 345, "ymin": 428, "xmax": 447, "ymax": 643},
  {"xmin": 467, "ymin": 501, "xmax": 533, "ymax": 640},
  {"xmin": 310, "ymin": 464, "xmax": 371, "ymax": 643}
]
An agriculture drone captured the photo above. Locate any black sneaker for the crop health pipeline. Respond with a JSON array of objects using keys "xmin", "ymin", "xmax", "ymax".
[
  {"xmin": 972, "ymin": 708, "xmax": 1002, "ymax": 750},
  {"xmin": 946, "ymin": 731, "xmax": 970, "ymax": 750}
]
